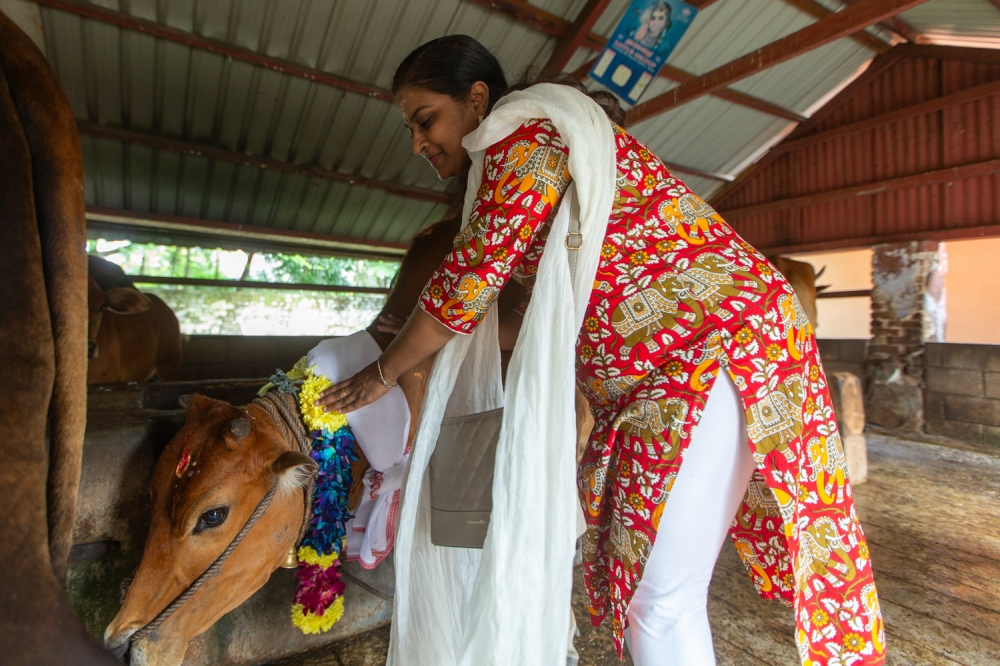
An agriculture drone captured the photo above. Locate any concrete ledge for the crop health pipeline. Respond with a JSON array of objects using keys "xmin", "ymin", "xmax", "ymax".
[{"xmin": 181, "ymin": 335, "xmax": 331, "ymax": 381}]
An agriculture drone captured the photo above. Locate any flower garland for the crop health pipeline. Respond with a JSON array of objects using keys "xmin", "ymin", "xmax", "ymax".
[{"xmin": 259, "ymin": 356, "xmax": 357, "ymax": 634}]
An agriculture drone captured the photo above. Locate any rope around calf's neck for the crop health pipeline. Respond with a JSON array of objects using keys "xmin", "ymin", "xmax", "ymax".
[
  {"xmin": 115, "ymin": 484, "xmax": 278, "ymax": 659},
  {"xmin": 115, "ymin": 391, "xmax": 392, "ymax": 660}
]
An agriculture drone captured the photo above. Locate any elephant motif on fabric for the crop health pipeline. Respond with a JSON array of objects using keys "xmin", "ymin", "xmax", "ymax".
[
  {"xmin": 689, "ymin": 333, "xmax": 724, "ymax": 392},
  {"xmin": 454, "ymin": 215, "xmax": 492, "ymax": 268},
  {"xmin": 581, "ymin": 461, "xmax": 607, "ymax": 520},
  {"xmin": 862, "ymin": 583, "xmax": 886, "ymax": 656},
  {"xmin": 587, "ymin": 373, "xmax": 645, "ymax": 405},
  {"xmin": 806, "ymin": 434, "xmax": 848, "ymax": 505},
  {"xmin": 746, "ymin": 378, "xmax": 805, "ymax": 463},
  {"xmin": 733, "ymin": 537, "xmax": 775, "ymax": 594},
  {"xmin": 613, "ymin": 396, "xmax": 689, "ymax": 460},
  {"xmin": 680, "ymin": 252, "xmax": 768, "ymax": 317},
  {"xmin": 616, "ymin": 171, "xmax": 650, "ymax": 207},
  {"xmin": 496, "ymin": 139, "xmax": 570, "ymax": 208},
  {"xmin": 439, "ymin": 273, "xmax": 500, "ymax": 322},
  {"xmin": 609, "ymin": 517, "xmax": 652, "ymax": 574},
  {"xmin": 778, "ymin": 292, "xmax": 813, "ymax": 360},
  {"xmin": 658, "ymin": 193, "xmax": 725, "ymax": 245},
  {"xmin": 796, "ymin": 517, "xmax": 857, "ymax": 588},
  {"xmin": 610, "ymin": 272, "xmax": 703, "ymax": 354},
  {"xmin": 735, "ymin": 473, "xmax": 782, "ymax": 531}
]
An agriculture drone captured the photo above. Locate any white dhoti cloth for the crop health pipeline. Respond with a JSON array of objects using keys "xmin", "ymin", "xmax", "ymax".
[{"xmin": 308, "ymin": 332, "xmax": 410, "ymax": 568}]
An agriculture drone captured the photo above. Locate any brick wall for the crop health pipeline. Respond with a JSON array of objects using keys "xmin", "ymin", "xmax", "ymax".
[
  {"xmin": 181, "ymin": 335, "xmax": 329, "ymax": 380},
  {"xmin": 925, "ymin": 343, "xmax": 1000, "ymax": 450}
]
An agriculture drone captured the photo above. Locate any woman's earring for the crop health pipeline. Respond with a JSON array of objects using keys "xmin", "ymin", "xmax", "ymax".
[{"xmin": 478, "ymin": 115, "xmax": 484, "ymax": 125}]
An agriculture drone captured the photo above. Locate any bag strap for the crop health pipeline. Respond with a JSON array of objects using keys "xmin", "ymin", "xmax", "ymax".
[{"xmin": 564, "ymin": 187, "xmax": 582, "ymax": 285}]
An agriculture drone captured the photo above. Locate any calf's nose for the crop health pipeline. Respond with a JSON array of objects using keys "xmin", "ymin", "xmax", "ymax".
[{"xmin": 88, "ymin": 340, "xmax": 98, "ymax": 359}]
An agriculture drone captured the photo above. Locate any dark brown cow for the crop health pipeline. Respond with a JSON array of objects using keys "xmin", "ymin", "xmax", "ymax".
[
  {"xmin": 0, "ymin": 9, "xmax": 117, "ymax": 664},
  {"xmin": 86, "ymin": 256, "xmax": 183, "ymax": 384}
]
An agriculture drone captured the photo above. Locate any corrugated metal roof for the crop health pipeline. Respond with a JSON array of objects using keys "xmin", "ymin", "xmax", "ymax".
[
  {"xmin": 900, "ymin": 0, "xmax": 1000, "ymax": 48},
  {"xmin": 28, "ymin": 0, "xmax": 1000, "ymax": 252},
  {"xmin": 712, "ymin": 47, "xmax": 1000, "ymax": 253}
]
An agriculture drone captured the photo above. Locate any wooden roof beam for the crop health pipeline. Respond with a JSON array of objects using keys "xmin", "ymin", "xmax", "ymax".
[
  {"xmin": 781, "ymin": 0, "xmax": 893, "ymax": 53},
  {"xmin": 771, "ymin": 78, "xmax": 1000, "ymax": 155},
  {"xmin": 841, "ymin": 0, "xmax": 930, "ymax": 43},
  {"xmin": 478, "ymin": 0, "xmax": 806, "ymax": 123},
  {"xmin": 626, "ymin": 0, "xmax": 930, "ymax": 126},
  {"xmin": 34, "ymin": 0, "xmax": 393, "ymax": 102},
  {"xmin": 77, "ymin": 122, "xmax": 452, "ymax": 205},
  {"xmin": 543, "ymin": 0, "xmax": 613, "ymax": 74},
  {"xmin": 86, "ymin": 207, "xmax": 410, "ymax": 258},
  {"xmin": 719, "ymin": 157, "xmax": 1000, "ymax": 219}
]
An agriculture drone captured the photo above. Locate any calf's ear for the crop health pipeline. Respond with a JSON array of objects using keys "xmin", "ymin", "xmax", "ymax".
[
  {"xmin": 272, "ymin": 451, "xmax": 319, "ymax": 495},
  {"xmin": 104, "ymin": 288, "xmax": 152, "ymax": 315}
]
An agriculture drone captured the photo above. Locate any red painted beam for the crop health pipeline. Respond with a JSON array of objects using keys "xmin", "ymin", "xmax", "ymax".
[
  {"xmin": 759, "ymin": 224, "xmax": 1000, "ymax": 256},
  {"xmin": 841, "ymin": 0, "xmax": 930, "ymax": 43},
  {"xmin": 718, "ymin": 158, "xmax": 1000, "ymax": 220},
  {"xmin": 468, "ymin": 0, "xmax": 804, "ymax": 123},
  {"xmin": 781, "ymin": 0, "xmax": 893, "ymax": 53},
  {"xmin": 77, "ymin": 122, "xmax": 452, "ymax": 205},
  {"xmin": 772, "ymin": 78, "xmax": 1000, "ymax": 155},
  {"xmin": 543, "ymin": 0, "xmax": 612, "ymax": 74},
  {"xmin": 627, "ymin": 0, "xmax": 930, "ymax": 126},
  {"xmin": 35, "ymin": 0, "xmax": 393, "ymax": 102},
  {"xmin": 86, "ymin": 206, "xmax": 410, "ymax": 257},
  {"xmin": 570, "ymin": 60, "xmax": 806, "ymax": 124},
  {"xmin": 658, "ymin": 63, "xmax": 808, "ymax": 123},
  {"xmin": 130, "ymin": 275, "xmax": 391, "ymax": 295}
]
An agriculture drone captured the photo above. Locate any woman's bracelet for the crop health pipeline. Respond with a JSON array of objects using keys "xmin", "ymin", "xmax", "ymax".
[{"xmin": 376, "ymin": 355, "xmax": 398, "ymax": 388}]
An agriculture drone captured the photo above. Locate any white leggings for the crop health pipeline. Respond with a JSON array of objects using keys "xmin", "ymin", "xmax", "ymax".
[{"xmin": 624, "ymin": 372, "xmax": 756, "ymax": 666}]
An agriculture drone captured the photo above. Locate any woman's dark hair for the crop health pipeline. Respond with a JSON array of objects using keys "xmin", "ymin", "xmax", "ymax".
[
  {"xmin": 392, "ymin": 35, "xmax": 509, "ymax": 113},
  {"xmin": 393, "ymin": 35, "xmax": 626, "ymax": 126},
  {"xmin": 505, "ymin": 71, "xmax": 626, "ymax": 127}
]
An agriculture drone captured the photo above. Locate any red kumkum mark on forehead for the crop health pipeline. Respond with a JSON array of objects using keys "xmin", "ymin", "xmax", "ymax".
[{"xmin": 176, "ymin": 431, "xmax": 192, "ymax": 478}]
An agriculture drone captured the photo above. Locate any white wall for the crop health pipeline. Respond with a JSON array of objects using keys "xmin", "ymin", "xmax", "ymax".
[{"xmin": 943, "ymin": 237, "xmax": 1000, "ymax": 345}]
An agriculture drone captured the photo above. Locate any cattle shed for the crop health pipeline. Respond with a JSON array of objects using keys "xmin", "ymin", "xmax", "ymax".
[{"xmin": 4, "ymin": 0, "xmax": 1000, "ymax": 663}]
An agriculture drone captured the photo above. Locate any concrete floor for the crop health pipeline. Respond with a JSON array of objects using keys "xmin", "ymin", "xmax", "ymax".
[{"xmin": 270, "ymin": 433, "xmax": 1000, "ymax": 665}]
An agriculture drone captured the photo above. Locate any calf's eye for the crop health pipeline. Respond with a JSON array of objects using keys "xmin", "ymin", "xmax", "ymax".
[{"xmin": 195, "ymin": 507, "xmax": 228, "ymax": 534}]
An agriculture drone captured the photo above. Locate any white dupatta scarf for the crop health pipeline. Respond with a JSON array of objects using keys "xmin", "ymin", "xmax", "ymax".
[{"xmin": 388, "ymin": 84, "xmax": 616, "ymax": 666}]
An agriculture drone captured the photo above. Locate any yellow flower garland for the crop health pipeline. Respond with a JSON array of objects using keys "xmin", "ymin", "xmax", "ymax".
[{"xmin": 291, "ymin": 596, "xmax": 345, "ymax": 635}]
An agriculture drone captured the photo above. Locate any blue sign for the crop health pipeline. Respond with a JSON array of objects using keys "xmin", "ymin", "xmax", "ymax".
[{"xmin": 589, "ymin": 0, "xmax": 698, "ymax": 104}]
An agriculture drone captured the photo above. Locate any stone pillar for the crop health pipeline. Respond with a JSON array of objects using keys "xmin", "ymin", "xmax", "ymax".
[
  {"xmin": 866, "ymin": 241, "xmax": 947, "ymax": 431},
  {"xmin": 829, "ymin": 372, "xmax": 867, "ymax": 484}
]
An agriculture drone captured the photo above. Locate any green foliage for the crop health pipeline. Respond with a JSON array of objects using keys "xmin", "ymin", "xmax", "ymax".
[{"xmin": 87, "ymin": 239, "xmax": 398, "ymax": 336}]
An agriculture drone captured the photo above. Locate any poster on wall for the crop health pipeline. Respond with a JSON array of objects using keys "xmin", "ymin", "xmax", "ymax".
[{"xmin": 589, "ymin": 0, "xmax": 698, "ymax": 105}]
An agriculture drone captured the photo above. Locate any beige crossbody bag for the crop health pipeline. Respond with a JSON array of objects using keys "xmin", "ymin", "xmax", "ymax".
[{"xmin": 429, "ymin": 197, "xmax": 582, "ymax": 548}]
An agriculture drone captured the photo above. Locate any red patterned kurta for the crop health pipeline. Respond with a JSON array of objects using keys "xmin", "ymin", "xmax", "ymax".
[{"xmin": 419, "ymin": 118, "xmax": 885, "ymax": 665}]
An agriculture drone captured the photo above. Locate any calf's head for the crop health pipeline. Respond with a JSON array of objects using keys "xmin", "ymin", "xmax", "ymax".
[
  {"xmin": 87, "ymin": 277, "xmax": 152, "ymax": 359},
  {"xmin": 104, "ymin": 394, "xmax": 316, "ymax": 666}
]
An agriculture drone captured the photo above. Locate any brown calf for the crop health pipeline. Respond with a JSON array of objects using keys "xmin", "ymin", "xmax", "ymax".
[
  {"xmin": 104, "ymin": 394, "xmax": 317, "ymax": 664},
  {"xmin": 87, "ymin": 275, "xmax": 183, "ymax": 384}
]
